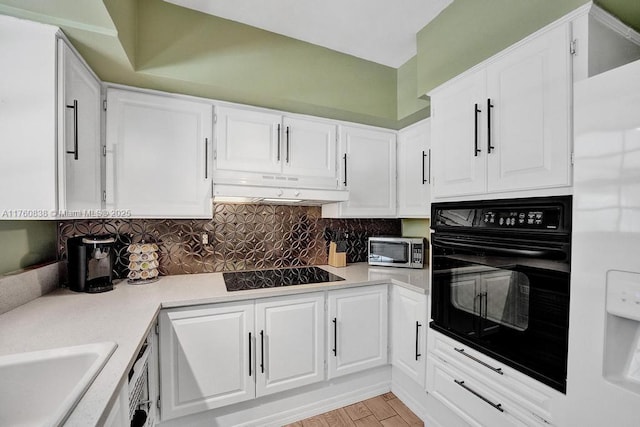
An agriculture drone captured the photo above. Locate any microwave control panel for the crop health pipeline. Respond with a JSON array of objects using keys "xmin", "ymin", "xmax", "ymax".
[{"xmin": 412, "ymin": 244, "xmax": 423, "ymax": 264}]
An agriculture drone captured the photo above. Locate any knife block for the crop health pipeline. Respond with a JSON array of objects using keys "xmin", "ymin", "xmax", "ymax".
[{"xmin": 328, "ymin": 242, "xmax": 347, "ymax": 267}]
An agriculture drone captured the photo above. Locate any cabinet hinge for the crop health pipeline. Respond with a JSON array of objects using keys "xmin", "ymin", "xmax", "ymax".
[
  {"xmin": 102, "ymin": 146, "xmax": 107, "ymax": 157},
  {"xmin": 102, "ymin": 191, "xmax": 107, "ymax": 202},
  {"xmin": 213, "ymin": 113, "xmax": 217, "ymax": 124},
  {"xmin": 157, "ymin": 396, "xmax": 161, "ymax": 410},
  {"xmin": 213, "ymin": 149, "xmax": 217, "ymax": 160},
  {"xmin": 571, "ymin": 152, "xmax": 575, "ymax": 165},
  {"xmin": 569, "ymin": 39, "xmax": 577, "ymax": 56},
  {"xmin": 155, "ymin": 323, "xmax": 159, "ymax": 335},
  {"xmin": 102, "ymin": 99, "xmax": 107, "ymax": 111}
]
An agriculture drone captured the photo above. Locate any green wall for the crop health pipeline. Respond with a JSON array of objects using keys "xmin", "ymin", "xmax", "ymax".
[
  {"xmin": 0, "ymin": 221, "xmax": 57, "ymax": 275},
  {"xmin": 401, "ymin": 219, "xmax": 431, "ymax": 239}
]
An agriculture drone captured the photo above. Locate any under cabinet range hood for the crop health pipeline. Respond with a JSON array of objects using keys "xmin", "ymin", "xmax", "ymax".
[{"xmin": 212, "ymin": 184, "xmax": 349, "ymax": 205}]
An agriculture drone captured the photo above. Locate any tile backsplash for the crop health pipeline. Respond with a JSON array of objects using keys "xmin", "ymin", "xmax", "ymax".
[{"xmin": 57, "ymin": 204, "xmax": 401, "ymax": 280}]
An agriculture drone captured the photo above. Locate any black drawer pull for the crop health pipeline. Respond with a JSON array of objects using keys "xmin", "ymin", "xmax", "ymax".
[
  {"xmin": 454, "ymin": 347, "xmax": 503, "ymax": 375},
  {"xmin": 454, "ymin": 379, "xmax": 504, "ymax": 412}
]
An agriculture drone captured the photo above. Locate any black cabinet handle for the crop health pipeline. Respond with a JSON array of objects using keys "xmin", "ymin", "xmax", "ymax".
[
  {"xmin": 66, "ymin": 99, "xmax": 79, "ymax": 160},
  {"xmin": 277, "ymin": 124, "xmax": 281, "ymax": 161},
  {"xmin": 342, "ymin": 154, "xmax": 348, "ymax": 187},
  {"xmin": 248, "ymin": 332, "xmax": 252, "ymax": 377},
  {"xmin": 474, "ymin": 103, "xmax": 481, "ymax": 157},
  {"xmin": 421, "ymin": 151, "xmax": 427, "ymax": 184},
  {"xmin": 204, "ymin": 137, "xmax": 209, "ymax": 179},
  {"xmin": 286, "ymin": 126, "xmax": 290, "ymax": 163},
  {"xmin": 332, "ymin": 317, "xmax": 337, "ymax": 356},
  {"xmin": 454, "ymin": 347, "xmax": 503, "ymax": 375},
  {"xmin": 454, "ymin": 379, "xmax": 504, "ymax": 412},
  {"xmin": 415, "ymin": 322, "xmax": 422, "ymax": 360},
  {"xmin": 487, "ymin": 98, "xmax": 494, "ymax": 153},
  {"xmin": 427, "ymin": 149, "xmax": 431, "ymax": 184},
  {"xmin": 260, "ymin": 330, "xmax": 265, "ymax": 373}
]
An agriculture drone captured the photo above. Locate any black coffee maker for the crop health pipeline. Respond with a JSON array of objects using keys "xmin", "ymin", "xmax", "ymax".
[{"xmin": 67, "ymin": 235, "xmax": 116, "ymax": 293}]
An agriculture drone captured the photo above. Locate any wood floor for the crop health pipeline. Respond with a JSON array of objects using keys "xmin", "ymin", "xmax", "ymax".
[{"xmin": 283, "ymin": 392, "xmax": 423, "ymax": 427}]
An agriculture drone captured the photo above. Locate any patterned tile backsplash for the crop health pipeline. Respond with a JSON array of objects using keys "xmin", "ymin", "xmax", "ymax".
[{"xmin": 57, "ymin": 204, "xmax": 401, "ymax": 279}]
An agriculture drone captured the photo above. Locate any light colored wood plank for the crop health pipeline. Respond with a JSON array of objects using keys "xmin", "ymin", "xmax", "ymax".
[
  {"xmin": 282, "ymin": 423, "xmax": 303, "ymax": 427},
  {"xmin": 380, "ymin": 415, "xmax": 410, "ymax": 427},
  {"xmin": 354, "ymin": 415, "xmax": 383, "ymax": 427},
  {"xmin": 302, "ymin": 415, "xmax": 330, "ymax": 427},
  {"xmin": 321, "ymin": 408, "xmax": 356, "ymax": 427},
  {"xmin": 381, "ymin": 392, "xmax": 396, "ymax": 401},
  {"xmin": 344, "ymin": 402, "xmax": 372, "ymax": 421},
  {"xmin": 386, "ymin": 398, "xmax": 424, "ymax": 427},
  {"xmin": 363, "ymin": 396, "xmax": 397, "ymax": 421}
]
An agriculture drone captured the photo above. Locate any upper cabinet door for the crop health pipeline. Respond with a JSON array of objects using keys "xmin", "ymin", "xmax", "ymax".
[
  {"xmin": 282, "ymin": 116, "xmax": 338, "ymax": 187},
  {"xmin": 105, "ymin": 89, "xmax": 213, "ymax": 218},
  {"xmin": 58, "ymin": 39, "xmax": 102, "ymax": 212},
  {"xmin": 485, "ymin": 24, "xmax": 571, "ymax": 193},
  {"xmin": 329, "ymin": 126, "xmax": 396, "ymax": 217},
  {"xmin": 430, "ymin": 69, "xmax": 487, "ymax": 199},
  {"xmin": 255, "ymin": 293, "xmax": 325, "ymax": 397},
  {"xmin": 215, "ymin": 106, "xmax": 282, "ymax": 175},
  {"xmin": 397, "ymin": 119, "xmax": 431, "ymax": 218}
]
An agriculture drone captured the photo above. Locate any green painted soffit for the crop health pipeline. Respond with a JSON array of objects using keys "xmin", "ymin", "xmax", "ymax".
[{"xmin": 416, "ymin": 0, "xmax": 591, "ymax": 97}]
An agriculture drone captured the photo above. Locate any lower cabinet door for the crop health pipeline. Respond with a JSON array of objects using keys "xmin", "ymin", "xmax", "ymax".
[
  {"xmin": 391, "ymin": 286, "xmax": 427, "ymax": 387},
  {"xmin": 255, "ymin": 293, "xmax": 325, "ymax": 397},
  {"xmin": 327, "ymin": 285, "xmax": 388, "ymax": 379},
  {"xmin": 159, "ymin": 302, "xmax": 255, "ymax": 421}
]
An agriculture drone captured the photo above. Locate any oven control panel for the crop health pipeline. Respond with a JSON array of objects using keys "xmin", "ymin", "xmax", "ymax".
[{"xmin": 481, "ymin": 208, "xmax": 560, "ymax": 229}]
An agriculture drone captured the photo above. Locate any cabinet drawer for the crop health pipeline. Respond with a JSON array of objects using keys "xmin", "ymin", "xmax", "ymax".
[
  {"xmin": 429, "ymin": 331, "xmax": 558, "ymax": 424},
  {"xmin": 427, "ymin": 356, "xmax": 548, "ymax": 427}
]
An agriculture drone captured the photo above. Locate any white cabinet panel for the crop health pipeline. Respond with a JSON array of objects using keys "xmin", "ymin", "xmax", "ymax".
[
  {"xmin": 159, "ymin": 302, "xmax": 255, "ymax": 421},
  {"xmin": 431, "ymin": 70, "xmax": 487, "ymax": 199},
  {"xmin": 105, "ymin": 89, "xmax": 213, "ymax": 218},
  {"xmin": 391, "ymin": 286, "xmax": 427, "ymax": 387},
  {"xmin": 397, "ymin": 119, "xmax": 431, "ymax": 217},
  {"xmin": 57, "ymin": 39, "xmax": 102, "ymax": 212},
  {"xmin": 282, "ymin": 116, "xmax": 337, "ymax": 182},
  {"xmin": 215, "ymin": 106, "xmax": 281, "ymax": 174},
  {"xmin": 486, "ymin": 24, "xmax": 571, "ymax": 192},
  {"xmin": 255, "ymin": 293, "xmax": 325, "ymax": 396},
  {"xmin": 323, "ymin": 126, "xmax": 396, "ymax": 218},
  {"xmin": 328, "ymin": 284, "xmax": 388, "ymax": 378}
]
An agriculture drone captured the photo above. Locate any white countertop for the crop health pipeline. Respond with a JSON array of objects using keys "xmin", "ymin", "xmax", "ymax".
[{"xmin": 0, "ymin": 262, "xmax": 429, "ymax": 426}]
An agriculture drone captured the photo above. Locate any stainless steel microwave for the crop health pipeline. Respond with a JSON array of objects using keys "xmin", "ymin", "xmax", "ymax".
[{"xmin": 367, "ymin": 237, "xmax": 426, "ymax": 269}]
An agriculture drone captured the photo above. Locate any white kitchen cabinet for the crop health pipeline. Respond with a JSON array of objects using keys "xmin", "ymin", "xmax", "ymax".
[
  {"xmin": 322, "ymin": 126, "xmax": 396, "ymax": 218},
  {"xmin": 391, "ymin": 286, "xmax": 427, "ymax": 388},
  {"xmin": 159, "ymin": 301, "xmax": 255, "ymax": 421},
  {"xmin": 105, "ymin": 88, "xmax": 213, "ymax": 218},
  {"xmin": 255, "ymin": 293, "xmax": 325, "ymax": 397},
  {"xmin": 427, "ymin": 330, "xmax": 560, "ymax": 427},
  {"xmin": 0, "ymin": 16, "xmax": 103, "ymax": 217},
  {"xmin": 397, "ymin": 119, "xmax": 431, "ymax": 218},
  {"xmin": 214, "ymin": 106, "xmax": 338, "ymax": 190},
  {"xmin": 159, "ymin": 293, "xmax": 325, "ymax": 421},
  {"xmin": 57, "ymin": 39, "xmax": 103, "ymax": 213},
  {"xmin": 430, "ymin": 23, "xmax": 571, "ymax": 200},
  {"xmin": 327, "ymin": 284, "xmax": 388, "ymax": 378}
]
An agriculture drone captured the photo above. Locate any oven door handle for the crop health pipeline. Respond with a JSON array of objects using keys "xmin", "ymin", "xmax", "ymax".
[{"xmin": 434, "ymin": 239, "xmax": 553, "ymax": 258}]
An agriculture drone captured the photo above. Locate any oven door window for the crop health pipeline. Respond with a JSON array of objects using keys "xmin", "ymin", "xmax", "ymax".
[
  {"xmin": 369, "ymin": 242, "xmax": 409, "ymax": 263},
  {"xmin": 450, "ymin": 267, "xmax": 529, "ymax": 332}
]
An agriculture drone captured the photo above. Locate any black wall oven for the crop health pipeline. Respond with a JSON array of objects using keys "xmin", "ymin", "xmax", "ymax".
[{"xmin": 430, "ymin": 196, "xmax": 571, "ymax": 393}]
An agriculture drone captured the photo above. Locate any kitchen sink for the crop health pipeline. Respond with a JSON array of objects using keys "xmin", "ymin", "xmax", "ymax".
[{"xmin": 0, "ymin": 341, "xmax": 117, "ymax": 427}]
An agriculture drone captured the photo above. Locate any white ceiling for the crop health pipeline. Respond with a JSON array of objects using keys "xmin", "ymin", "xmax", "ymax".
[{"xmin": 164, "ymin": 0, "xmax": 453, "ymax": 68}]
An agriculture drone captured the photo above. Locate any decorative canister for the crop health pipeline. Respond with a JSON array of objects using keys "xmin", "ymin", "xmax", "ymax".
[{"xmin": 127, "ymin": 242, "xmax": 160, "ymax": 284}]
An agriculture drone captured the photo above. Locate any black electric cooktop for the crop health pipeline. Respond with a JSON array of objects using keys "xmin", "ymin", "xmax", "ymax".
[{"xmin": 223, "ymin": 266, "xmax": 345, "ymax": 292}]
